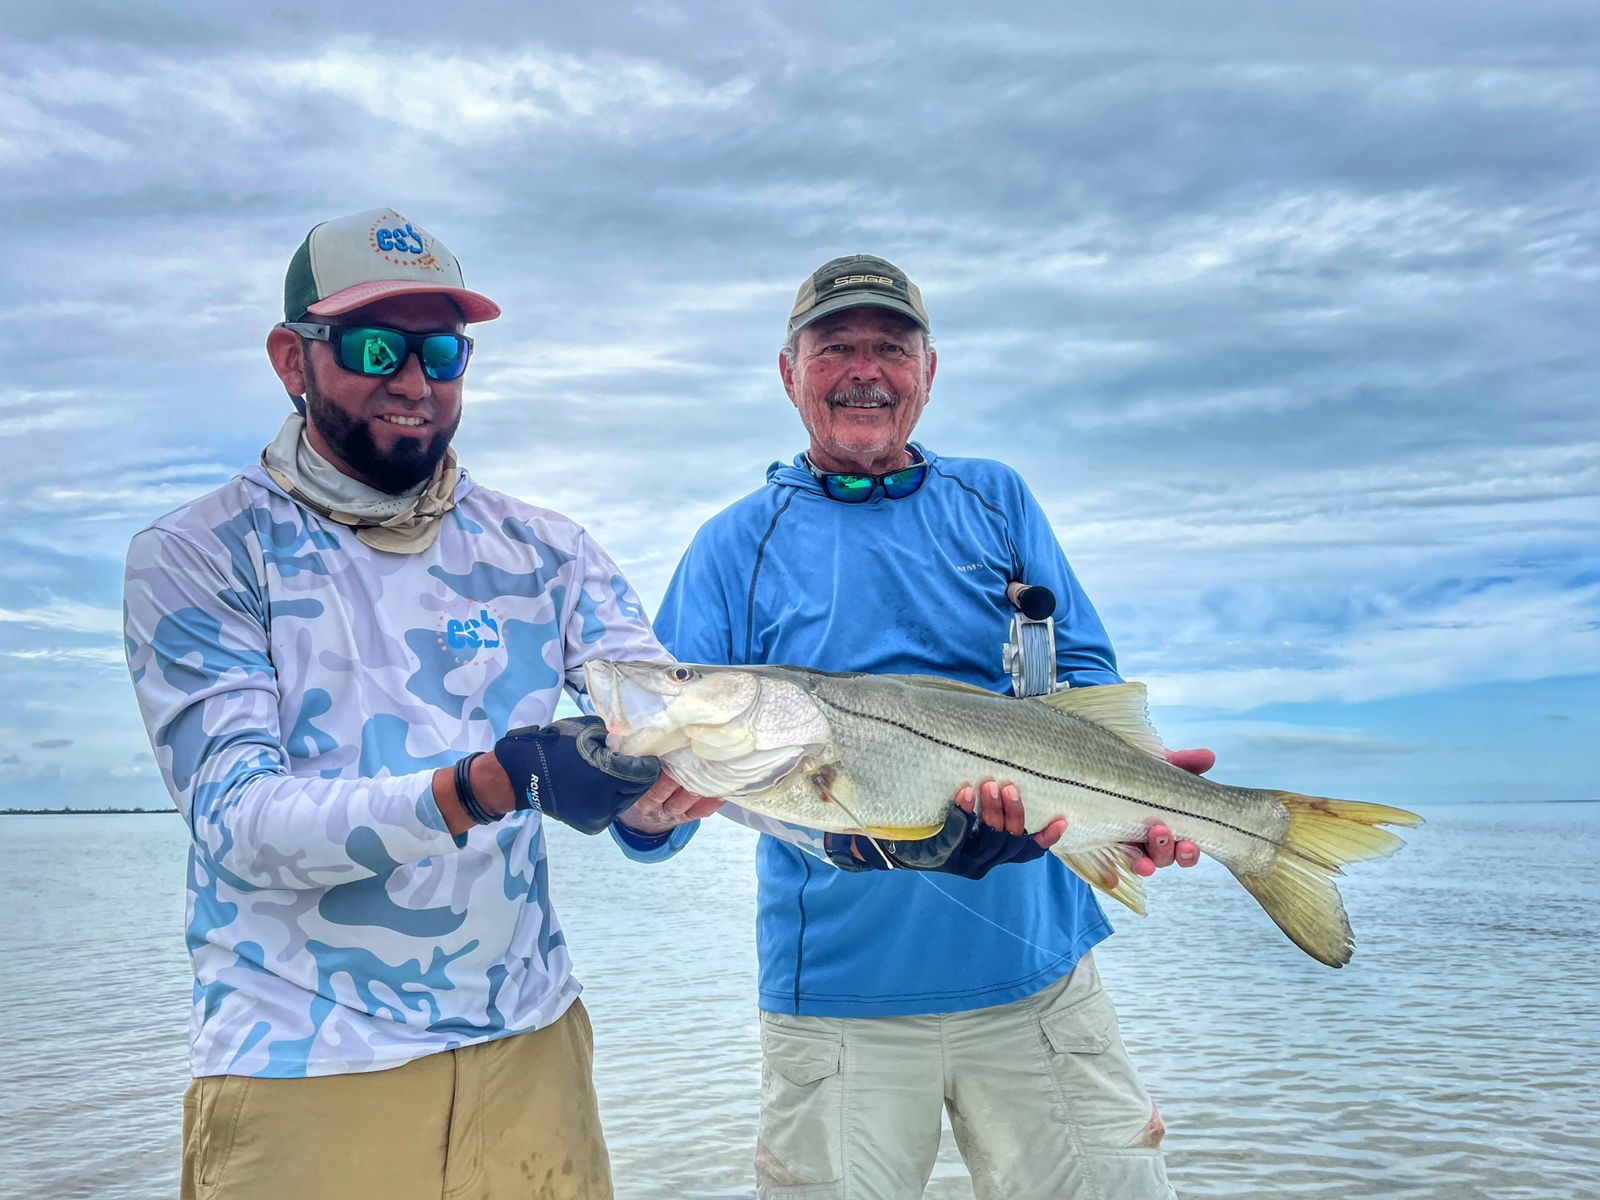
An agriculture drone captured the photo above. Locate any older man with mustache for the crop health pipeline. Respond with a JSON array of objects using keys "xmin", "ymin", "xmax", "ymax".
[{"xmin": 618, "ymin": 255, "xmax": 1207, "ymax": 1199}]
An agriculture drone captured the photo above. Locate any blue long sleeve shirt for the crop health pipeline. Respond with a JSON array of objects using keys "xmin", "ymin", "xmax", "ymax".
[{"xmin": 635, "ymin": 446, "xmax": 1122, "ymax": 1017}]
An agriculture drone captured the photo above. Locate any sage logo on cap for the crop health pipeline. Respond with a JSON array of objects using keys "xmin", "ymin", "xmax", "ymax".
[{"xmin": 788, "ymin": 253, "xmax": 930, "ymax": 338}]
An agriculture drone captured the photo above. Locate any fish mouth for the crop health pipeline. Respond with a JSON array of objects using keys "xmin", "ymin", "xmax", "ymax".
[
  {"xmin": 582, "ymin": 661, "xmax": 678, "ymax": 755},
  {"xmin": 584, "ymin": 661, "xmax": 651, "ymax": 736},
  {"xmin": 584, "ymin": 661, "xmax": 619, "ymax": 727}
]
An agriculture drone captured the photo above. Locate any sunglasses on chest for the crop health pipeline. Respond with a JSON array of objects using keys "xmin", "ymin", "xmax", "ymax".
[
  {"xmin": 281, "ymin": 321, "xmax": 474, "ymax": 382},
  {"xmin": 804, "ymin": 447, "xmax": 929, "ymax": 503}
]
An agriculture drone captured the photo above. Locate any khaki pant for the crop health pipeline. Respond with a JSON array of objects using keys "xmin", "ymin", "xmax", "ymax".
[
  {"xmin": 181, "ymin": 999, "xmax": 611, "ymax": 1200},
  {"xmin": 756, "ymin": 954, "xmax": 1174, "ymax": 1200}
]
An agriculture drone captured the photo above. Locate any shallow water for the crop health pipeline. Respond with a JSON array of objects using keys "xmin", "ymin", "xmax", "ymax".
[{"xmin": 2, "ymin": 804, "xmax": 1596, "ymax": 1199}]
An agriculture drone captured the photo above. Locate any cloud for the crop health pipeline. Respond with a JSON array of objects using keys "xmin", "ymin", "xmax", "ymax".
[
  {"xmin": 1194, "ymin": 721, "xmax": 1421, "ymax": 759},
  {"xmin": 0, "ymin": 601, "xmax": 124, "ymax": 638},
  {"xmin": 267, "ymin": 47, "xmax": 752, "ymax": 141},
  {"xmin": 6, "ymin": 647, "xmax": 128, "ymax": 668},
  {"xmin": 0, "ymin": 2, "xmax": 1594, "ymax": 803}
]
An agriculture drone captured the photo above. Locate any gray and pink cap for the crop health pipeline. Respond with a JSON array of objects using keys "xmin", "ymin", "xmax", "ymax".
[{"xmin": 283, "ymin": 207, "xmax": 501, "ymax": 323}]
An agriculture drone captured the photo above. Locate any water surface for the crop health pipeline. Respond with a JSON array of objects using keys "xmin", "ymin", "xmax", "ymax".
[{"xmin": 3, "ymin": 804, "xmax": 1596, "ymax": 1198}]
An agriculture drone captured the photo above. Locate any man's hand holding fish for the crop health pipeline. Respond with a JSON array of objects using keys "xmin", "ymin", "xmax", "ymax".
[
  {"xmin": 823, "ymin": 769, "xmax": 1206, "ymax": 881},
  {"xmin": 615, "ymin": 772, "xmax": 726, "ymax": 835}
]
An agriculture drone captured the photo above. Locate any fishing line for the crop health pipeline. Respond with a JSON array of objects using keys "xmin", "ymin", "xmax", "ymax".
[
  {"xmin": 823, "ymin": 792, "xmax": 897, "ymax": 870},
  {"xmin": 824, "ymin": 791, "xmax": 1067, "ymax": 958},
  {"xmin": 903, "ymin": 871, "xmax": 1068, "ymax": 957}
]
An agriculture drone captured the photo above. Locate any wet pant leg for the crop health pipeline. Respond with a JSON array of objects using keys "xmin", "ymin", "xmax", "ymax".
[
  {"xmin": 943, "ymin": 954, "xmax": 1176, "ymax": 1200},
  {"xmin": 756, "ymin": 1009, "xmax": 945, "ymax": 1199}
]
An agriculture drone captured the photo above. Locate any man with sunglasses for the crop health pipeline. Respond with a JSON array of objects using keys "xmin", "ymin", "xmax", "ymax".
[
  {"xmin": 625, "ymin": 255, "xmax": 1206, "ymax": 1199},
  {"xmin": 123, "ymin": 208, "xmax": 717, "ymax": 1200}
]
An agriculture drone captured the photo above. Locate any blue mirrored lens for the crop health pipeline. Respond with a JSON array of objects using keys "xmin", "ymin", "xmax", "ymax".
[
  {"xmin": 881, "ymin": 465, "xmax": 926, "ymax": 499},
  {"xmin": 823, "ymin": 476, "xmax": 873, "ymax": 502},
  {"xmin": 421, "ymin": 335, "xmax": 470, "ymax": 381}
]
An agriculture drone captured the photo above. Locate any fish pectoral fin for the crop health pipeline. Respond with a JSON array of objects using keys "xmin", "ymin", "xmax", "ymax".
[
  {"xmin": 1036, "ymin": 682, "xmax": 1167, "ymax": 759},
  {"xmin": 1055, "ymin": 843, "xmax": 1148, "ymax": 916}
]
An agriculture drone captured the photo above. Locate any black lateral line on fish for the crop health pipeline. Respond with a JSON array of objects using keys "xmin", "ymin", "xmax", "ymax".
[{"xmin": 813, "ymin": 694, "xmax": 1280, "ymax": 849}]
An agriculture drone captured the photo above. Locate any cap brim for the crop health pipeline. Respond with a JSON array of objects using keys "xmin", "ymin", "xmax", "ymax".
[
  {"xmin": 789, "ymin": 293, "xmax": 928, "ymax": 336},
  {"xmin": 307, "ymin": 280, "xmax": 502, "ymax": 323}
]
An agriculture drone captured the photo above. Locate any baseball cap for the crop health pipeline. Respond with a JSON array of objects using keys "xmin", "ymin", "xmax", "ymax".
[
  {"xmin": 283, "ymin": 207, "xmax": 501, "ymax": 323},
  {"xmin": 787, "ymin": 254, "xmax": 929, "ymax": 338}
]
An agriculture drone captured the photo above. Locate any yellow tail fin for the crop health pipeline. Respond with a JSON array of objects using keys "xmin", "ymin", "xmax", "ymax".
[{"xmin": 1231, "ymin": 794, "xmax": 1423, "ymax": 967}]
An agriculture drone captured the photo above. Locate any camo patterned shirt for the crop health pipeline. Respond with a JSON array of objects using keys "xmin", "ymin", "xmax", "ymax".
[{"xmin": 124, "ymin": 466, "xmax": 665, "ymax": 1078}]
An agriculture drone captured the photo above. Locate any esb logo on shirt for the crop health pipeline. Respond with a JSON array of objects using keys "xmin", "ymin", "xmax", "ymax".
[{"xmin": 435, "ymin": 603, "xmax": 508, "ymax": 667}]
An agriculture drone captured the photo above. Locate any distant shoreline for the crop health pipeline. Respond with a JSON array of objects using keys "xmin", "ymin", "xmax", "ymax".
[
  {"xmin": 2, "ymin": 799, "xmax": 1597, "ymax": 815},
  {"xmin": 0, "ymin": 808, "xmax": 175, "ymax": 815}
]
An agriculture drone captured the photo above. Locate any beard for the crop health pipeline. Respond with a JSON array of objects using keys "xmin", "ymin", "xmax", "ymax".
[{"xmin": 303, "ymin": 362, "xmax": 458, "ymax": 494}]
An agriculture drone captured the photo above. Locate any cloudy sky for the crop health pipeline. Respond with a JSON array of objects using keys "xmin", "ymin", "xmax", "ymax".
[{"xmin": 2, "ymin": 1, "xmax": 1595, "ymax": 810}]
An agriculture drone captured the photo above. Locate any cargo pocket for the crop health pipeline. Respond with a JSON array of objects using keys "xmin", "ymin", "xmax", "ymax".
[
  {"xmin": 756, "ymin": 1018, "xmax": 845, "ymax": 1191},
  {"xmin": 1037, "ymin": 985, "xmax": 1174, "ymax": 1198},
  {"xmin": 193, "ymin": 1074, "xmax": 254, "ymax": 1198},
  {"xmin": 1038, "ymin": 986, "xmax": 1157, "ymax": 1148}
]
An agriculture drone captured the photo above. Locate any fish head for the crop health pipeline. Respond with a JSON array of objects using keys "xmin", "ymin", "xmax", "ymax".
[
  {"xmin": 585, "ymin": 660, "xmax": 763, "ymax": 754},
  {"xmin": 583, "ymin": 661, "xmax": 833, "ymax": 797}
]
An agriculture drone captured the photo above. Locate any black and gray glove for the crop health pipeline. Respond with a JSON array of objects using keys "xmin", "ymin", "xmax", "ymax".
[
  {"xmin": 823, "ymin": 805, "xmax": 1048, "ymax": 881},
  {"xmin": 492, "ymin": 716, "xmax": 661, "ymax": 835}
]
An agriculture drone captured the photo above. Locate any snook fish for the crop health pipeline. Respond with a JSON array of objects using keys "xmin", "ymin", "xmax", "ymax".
[{"xmin": 584, "ymin": 660, "xmax": 1422, "ymax": 967}]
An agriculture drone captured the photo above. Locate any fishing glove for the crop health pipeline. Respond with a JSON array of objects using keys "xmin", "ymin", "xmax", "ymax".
[
  {"xmin": 823, "ymin": 805, "xmax": 1048, "ymax": 880},
  {"xmin": 492, "ymin": 716, "xmax": 661, "ymax": 835}
]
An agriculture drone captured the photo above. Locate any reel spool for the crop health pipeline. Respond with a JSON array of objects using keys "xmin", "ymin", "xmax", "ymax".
[{"xmin": 1002, "ymin": 582, "xmax": 1058, "ymax": 697}]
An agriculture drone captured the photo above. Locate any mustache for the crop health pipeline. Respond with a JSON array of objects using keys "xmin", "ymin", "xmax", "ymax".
[{"xmin": 827, "ymin": 384, "xmax": 896, "ymax": 407}]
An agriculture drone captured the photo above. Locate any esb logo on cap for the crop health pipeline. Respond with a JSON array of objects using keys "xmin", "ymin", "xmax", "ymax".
[{"xmin": 371, "ymin": 218, "xmax": 434, "ymax": 262}]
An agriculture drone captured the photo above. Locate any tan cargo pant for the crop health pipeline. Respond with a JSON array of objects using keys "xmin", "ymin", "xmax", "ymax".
[
  {"xmin": 756, "ymin": 953, "xmax": 1175, "ymax": 1200},
  {"xmin": 180, "ymin": 998, "xmax": 611, "ymax": 1200}
]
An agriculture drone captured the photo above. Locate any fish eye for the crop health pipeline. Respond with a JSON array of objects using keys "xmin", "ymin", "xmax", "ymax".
[{"xmin": 668, "ymin": 666, "xmax": 697, "ymax": 684}]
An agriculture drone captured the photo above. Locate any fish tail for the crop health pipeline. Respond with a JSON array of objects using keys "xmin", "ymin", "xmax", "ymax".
[{"xmin": 1229, "ymin": 793, "xmax": 1423, "ymax": 968}]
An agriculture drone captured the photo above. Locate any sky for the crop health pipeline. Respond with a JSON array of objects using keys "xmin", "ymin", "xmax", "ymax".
[{"xmin": 1, "ymin": 1, "xmax": 1595, "ymax": 810}]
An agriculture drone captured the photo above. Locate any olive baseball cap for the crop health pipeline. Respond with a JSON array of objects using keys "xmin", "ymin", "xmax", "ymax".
[
  {"xmin": 283, "ymin": 207, "xmax": 501, "ymax": 323},
  {"xmin": 787, "ymin": 254, "xmax": 929, "ymax": 338}
]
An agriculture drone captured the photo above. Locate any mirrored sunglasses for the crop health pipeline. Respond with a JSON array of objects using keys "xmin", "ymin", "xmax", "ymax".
[
  {"xmin": 805, "ymin": 449, "xmax": 928, "ymax": 504},
  {"xmin": 282, "ymin": 321, "xmax": 473, "ymax": 382}
]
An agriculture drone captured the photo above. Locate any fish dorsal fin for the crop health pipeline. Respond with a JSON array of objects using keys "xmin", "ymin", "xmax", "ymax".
[
  {"xmin": 874, "ymin": 673, "xmax": 998, "ymax": 698},
  {"xmin": 1036, "ymin": 682, "xmax": 1167, "ymax": 759}
]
